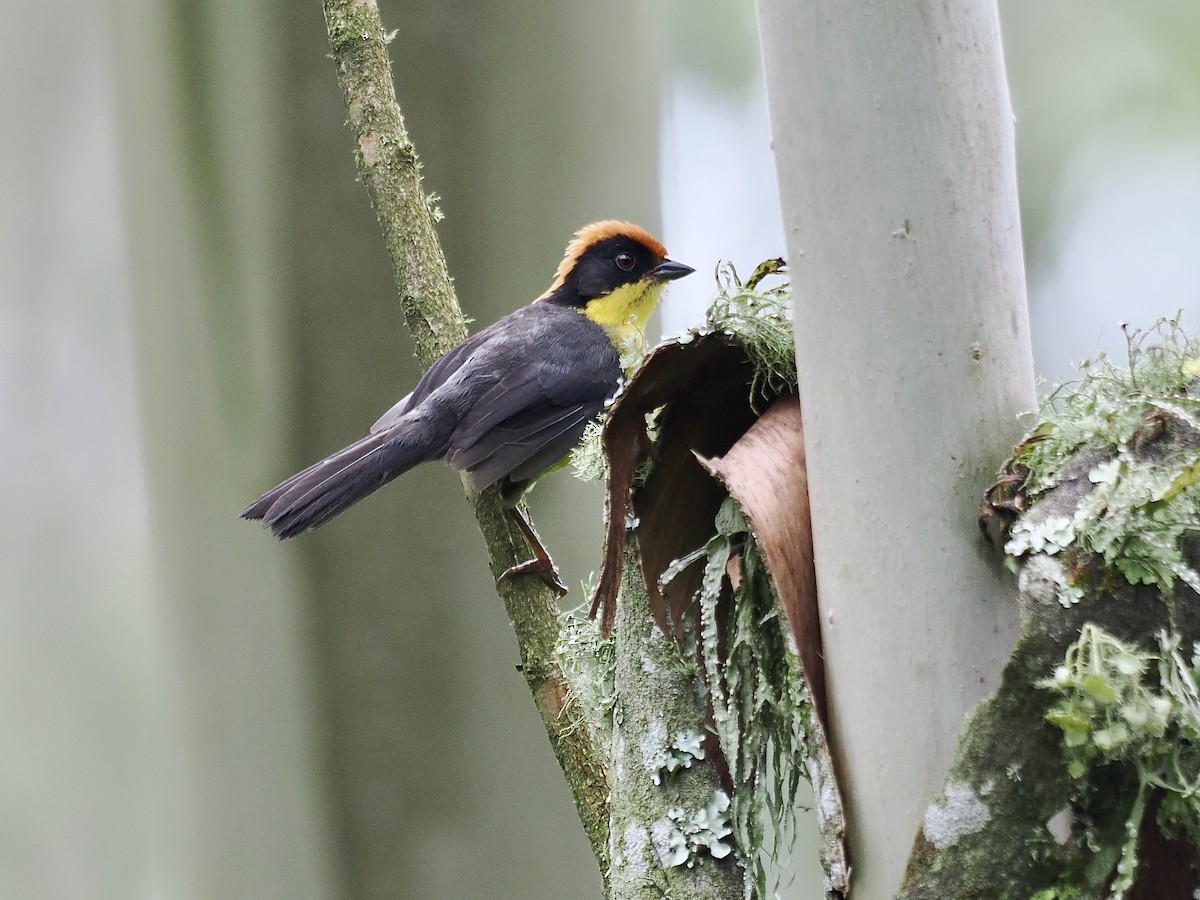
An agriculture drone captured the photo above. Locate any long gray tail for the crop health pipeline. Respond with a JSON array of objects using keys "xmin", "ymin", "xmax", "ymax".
[{"xmin": 242, "ymin": 428, "xmax": 439, "ymax": 539}]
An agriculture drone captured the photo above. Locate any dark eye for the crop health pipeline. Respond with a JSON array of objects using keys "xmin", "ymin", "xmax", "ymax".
[{"xmin": 615, "ymin": 252, "xmax": 635, "ymax": 271}]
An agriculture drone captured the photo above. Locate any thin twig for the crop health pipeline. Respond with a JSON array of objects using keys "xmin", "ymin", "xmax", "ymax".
[{"xmin": 321, "ymin": 0, "xmax": 610, "ymax": 869}]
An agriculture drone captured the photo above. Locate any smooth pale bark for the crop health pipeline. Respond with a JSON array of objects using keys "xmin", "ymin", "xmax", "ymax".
[{"xmin": 756, "ymin": 2, "xmax": 1035, "ymax": 895}]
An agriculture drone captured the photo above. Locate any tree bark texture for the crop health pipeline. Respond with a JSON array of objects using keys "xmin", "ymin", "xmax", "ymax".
[{"xmin": 607, "ymin": 542, "xmax": 746, "ymax": 899}]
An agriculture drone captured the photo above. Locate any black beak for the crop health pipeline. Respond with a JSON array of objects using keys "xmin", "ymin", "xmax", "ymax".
[{"xmin": 649, "ymin": 259, "xmax": 695, "ymax": 282}]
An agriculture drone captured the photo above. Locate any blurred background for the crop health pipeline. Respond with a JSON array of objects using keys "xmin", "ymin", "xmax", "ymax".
[{"xmin": 2, "ymin": 1, "xmax": 1197, "ymax": 897}]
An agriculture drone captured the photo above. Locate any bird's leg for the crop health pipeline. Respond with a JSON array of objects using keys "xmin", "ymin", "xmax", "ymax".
[{"xmin": 497, "ymin": 504, "xmax": 567, "ymax": 597}]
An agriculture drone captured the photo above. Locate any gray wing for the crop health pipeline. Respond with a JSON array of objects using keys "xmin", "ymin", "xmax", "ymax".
[{"xmin": 446, "ymin": 308, "xmax": 621, "ymax": 489}]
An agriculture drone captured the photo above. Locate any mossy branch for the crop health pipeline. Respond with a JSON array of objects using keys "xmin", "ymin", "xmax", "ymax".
[
  {"xmin": 320, "ymin": 0, "xmax": 609, "ymax": 869},
  {"xmin": 900, "ymin": 464, "xmax": 1200, "ymax": 898},
  {"xmin": 322, "ymin": 0, "xmax": 466, "ymax": 364},
  {"xmin": 608, "ymin": 540, "xmax": 745, "ymax": 899},
  {"xmin": 903, "ymin": 321, "xmax": 1200, "ymax": 897}
]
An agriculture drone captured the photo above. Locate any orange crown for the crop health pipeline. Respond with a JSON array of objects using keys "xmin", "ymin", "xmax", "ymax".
[{"xmin": 545, "ymin": 220, "xmax": 668, "ymax": 294}]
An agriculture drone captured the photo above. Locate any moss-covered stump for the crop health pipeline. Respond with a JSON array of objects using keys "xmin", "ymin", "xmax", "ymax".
[
  {"xmin": 902, "ymin": 320, "xmax": 1200, "ymax": 899},
  {"xmin": 579, "ymin": 265, "xmax": 844, "ymax": 898}
]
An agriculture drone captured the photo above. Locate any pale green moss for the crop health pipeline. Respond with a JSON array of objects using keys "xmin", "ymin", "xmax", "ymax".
[
  {"xmin": 1006, "ymin": 314, "xmax": 1200, "ymax": 606},
  {"xmin": 704, "ymin": 259, "xmax": 795, "ymax": 404},
  {"xmin": 1041, "ymin": 624, "xmax": 1200, "ymax": 899},
  {"xmin": 556, "ymin": 605, "xmax": 616, "ymax": 747},
  {"xmin": 569, "ymin": 419, "xmax": 607, "ymax": 483}
]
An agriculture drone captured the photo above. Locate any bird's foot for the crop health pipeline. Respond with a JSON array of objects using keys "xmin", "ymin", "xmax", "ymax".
[{"xmin": 496, "ymin": 505, "xmax": 568, "ymax": 597}]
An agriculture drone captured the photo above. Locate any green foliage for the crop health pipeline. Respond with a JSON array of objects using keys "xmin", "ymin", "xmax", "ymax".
[
  {"xmin": 662, "ymin": 497, "xmax": 809, "ymax": 898},
  {"xmin": 1042, "ymin": 624, "xmax": 1200, "ymax": 899},
  {"xmin": 1005, "ymin": 314, "xmax": 1200, "ymax": 603},
  {"xmin": 702, "ymin": 259, "xmax": 796, "ymax": 405}
]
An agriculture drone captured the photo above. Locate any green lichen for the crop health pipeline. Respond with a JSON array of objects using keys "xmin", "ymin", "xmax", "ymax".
[
  {"xmin": 651, "ymin": 730, "xmax": 708, "ymax": 785},
  {"xmin": 663, "ymin": 790, "xmax": 736, "ymax": 867},
  {"xmin": 1005, "ymin": 314, "xmax": 1200, "ymax": 605},
  {"xmin": 1041, "ymin": 624, "xmax": 1200, "ymax": 898},
  {"xmin": 570, "ymin": 409, "xmax": 660, "ymax": 487},
  {"xmin": 325, "ymin": 9, "xmax": 376, "ymax": 51},
  {"xmin": 570, "ymin": 419, "xmax": 608, "ymax": 483},
  {"xmin": 661, "ymin": 497, "xmax": 809, "ymax": 898}
]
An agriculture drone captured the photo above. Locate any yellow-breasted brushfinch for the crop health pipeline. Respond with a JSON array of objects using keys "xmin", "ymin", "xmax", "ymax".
[{"xmin": 243, "ymin": 221, "xmax": 693, "ymax": 555}]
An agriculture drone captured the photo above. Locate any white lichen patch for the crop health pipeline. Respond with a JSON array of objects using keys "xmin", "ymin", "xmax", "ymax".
[
  {"xmin": 1005, "ymin": 513, "xmax": 1077, "ymax": 558},
  {"xmin": 1046, "ymin": 807, "xmax": 1074, "ymax": 845},
  {"xmin": 649, "ymin": 729, "xmax": 707, "ymax": 785},
  {"xmin": 664, "ymin": 790, "xmax": 735, "ymax": 866},
  {"xmin": 619, "ymin": 823, "xmax": 650, "ymax": 878},
  {"xmin": 1019, "ymin": 555, "xmax": 1084, "ymax": 609},
  {"xmin": 922, "ymin": 781, "xmax": 992, "ymax": 849},
  {"xmin": 641, "ymin": 718, "xmax": 667, "ymax": 772},
  {"xmin": 651, "ymin": 816, "xmax": 684, "ymax": 867}
]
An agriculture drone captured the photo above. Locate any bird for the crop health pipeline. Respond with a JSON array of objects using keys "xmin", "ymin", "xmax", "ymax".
[{"xmin": 242, "ymin": 220, "xmax": 693, "ymax": 588}]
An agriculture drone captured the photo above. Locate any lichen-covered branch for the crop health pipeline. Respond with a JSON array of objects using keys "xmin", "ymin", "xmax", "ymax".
[
  {"xmin": 322, "ymin": 0, "xmax": 466, "ymax": 364},
  {"xmin": 899, "ymin": 555, "xmax": 1196, "ymax": 898},
  {"xmin": 320, "ymin": 0, "xmax": 609, "ymax": 867},
  {"xmin": 473, "ymin": 490, "xmax": 610, "ymax": 864},
  {"xmin": 608, "ymin": 540, "xmax": 745, "ymax": 899}
]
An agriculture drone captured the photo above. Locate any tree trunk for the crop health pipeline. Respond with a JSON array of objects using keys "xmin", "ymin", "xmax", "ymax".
[
  {"xmin": 107, "ymin": 0, "xmax": 336, "ymax": 896},
  {"xmin": 756, "ymin": 1, "xmax": 1036, "ymax": 894}
]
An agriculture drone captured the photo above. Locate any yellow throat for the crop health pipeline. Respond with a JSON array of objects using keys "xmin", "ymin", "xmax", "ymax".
[{"xmin": 582, "ymin": 279, "xmax": 668, "ymax": 352}]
